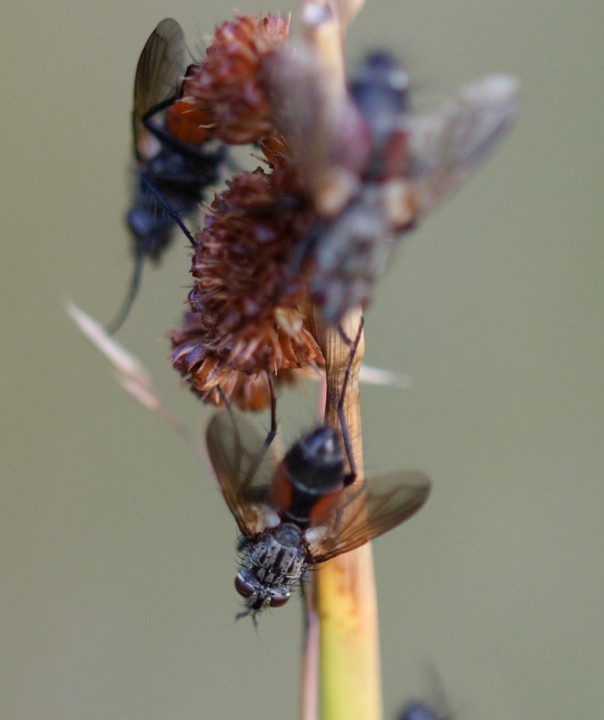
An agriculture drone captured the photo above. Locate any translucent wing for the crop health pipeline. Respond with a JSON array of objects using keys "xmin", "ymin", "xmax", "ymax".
[
  {"xmin": 408, "ymin": 74, "xmax": 519, "ymax": 214},
  {"xmin": 205, "ymin": 411, "xmax": 284, "ymax": 537},
  {"xmin": 132, "ymin": 18, "xmax": 186, "ymax": 161},
  {"xmin": 307, "ymin": 470, "xmax": 431, "ymax": 562}
]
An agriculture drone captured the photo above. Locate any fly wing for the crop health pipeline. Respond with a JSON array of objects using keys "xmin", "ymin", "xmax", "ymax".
[
  {"xmin": 205, "ymin": 411, "xmax": 283, "ymax": 537},
  {"xmin": 307, "ymin": 470, "xmax": 431, "ymax": 562},
  {"xmin": 408, "ymin": 74, "xmax": 519, "ymax": 215},
  {"xmin": 132, "ymin": 18, "xmax": 186, "ymax": 161}
]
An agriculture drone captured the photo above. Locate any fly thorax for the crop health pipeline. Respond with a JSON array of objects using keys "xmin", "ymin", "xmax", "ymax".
[{"xmin": 242, "ymin": 523, "xmax": 307, "ymax": 587}]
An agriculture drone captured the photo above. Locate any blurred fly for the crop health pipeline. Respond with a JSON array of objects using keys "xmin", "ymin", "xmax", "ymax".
[
  {"xmin": 270, "ymin": 50, "xmax": 519, "ymax": 324},
  {"xmin": 399, "ymin": 701, "xmax": 449, "ymax": 720},
  {"xmin": 206, "ymin": 409, "xmax": 430, "ymax": 620},
  {"xmin": 108, "ymin": 18, "xmax": 225, "ymax": 333}
]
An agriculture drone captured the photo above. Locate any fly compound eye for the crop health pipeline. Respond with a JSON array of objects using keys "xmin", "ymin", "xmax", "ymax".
[
  {"xmin": 269, "ymin": 589, "xmax": 291, "ymax": 608},
  {"xmin": 234, "ymin": 572, "xmax": 257, "ymax": 599}
]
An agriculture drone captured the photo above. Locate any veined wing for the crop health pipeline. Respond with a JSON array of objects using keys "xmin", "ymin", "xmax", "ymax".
[
  {"xmin": 206, "ymin": 410, "xmax": 283, "ymax": 537},
  {"xmin": 132, "ymin": 18, "xmax": 186, "ymax": 161},
  {"xmin": 307, "ymin": 470, "xmax": 431, "ymax": 562},
  {"xmin": 408, "ymin": 74, "xmax": 519, "ymax": 214}
]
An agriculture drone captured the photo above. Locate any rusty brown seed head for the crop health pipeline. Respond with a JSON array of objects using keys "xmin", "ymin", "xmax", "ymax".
[
  {"xmin": 170, "ymin": 145, "xmax": 324, "ymax": 409},
  {"xmin": 171, "ymin": 310, "xmax": 315, "ymax": 410},
  {"xmin": 178, "ymin": 14, "xmax": 290, "ymax": 144}
]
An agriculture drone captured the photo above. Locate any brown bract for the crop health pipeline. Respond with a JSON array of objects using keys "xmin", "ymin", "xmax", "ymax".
[
  {"xmin": 177, "ymin": 14, "xmax": 290, "ymax": 144},
  {"xmin": 171, "ymin": 312, "xmax": 313, "ymax": 410},
  {"xmin": 170, "ymin": 146, "xmax": 324, "ymax": 409}
]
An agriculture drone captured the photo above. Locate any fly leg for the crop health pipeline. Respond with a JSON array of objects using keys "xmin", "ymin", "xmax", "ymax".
[
  {"xmin": 139, "ymin": 174, "xmax": 197, "ymax": 247},
  {"xmin": 217, "ymin": 373, "xmax": 279, "ymax": 493},
  {"xmin": 241, "ymin": 373, "xmax": 278, "ymax": 491},
  {"xmin": 337, "ymin": 316, "xmax": 365, "ymax": 487}
]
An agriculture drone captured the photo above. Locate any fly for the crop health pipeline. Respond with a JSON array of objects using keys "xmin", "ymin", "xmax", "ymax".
[
  {"xmin": 205, "ymin": 408, "xmax": 430, "ymax": 621},
  {"xmin": 399, "ymin": 701, "xmax": 448, "ymax": 720},
  {"xmin": 108, "ymin": 18, "xmax": 225, "ymax": 333},
  {"xmin": 271, "ymin": 50, "xmax": 519, "ymax": 324}
]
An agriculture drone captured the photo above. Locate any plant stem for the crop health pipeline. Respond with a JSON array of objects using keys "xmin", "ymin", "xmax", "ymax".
[{"xmin": 307, "ymin": 306, "xmax": 383, "ymax": 720}]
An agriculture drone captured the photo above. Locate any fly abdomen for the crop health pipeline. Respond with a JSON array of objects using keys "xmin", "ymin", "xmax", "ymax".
[{"xmin": 271, "ymin": 427, "xmax": 347, "ymax": 525}]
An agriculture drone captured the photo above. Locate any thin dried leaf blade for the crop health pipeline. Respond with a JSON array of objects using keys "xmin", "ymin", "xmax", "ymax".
[{"xmin": 66, "ymin": 301, "xmax": 160, "ymax": 412}]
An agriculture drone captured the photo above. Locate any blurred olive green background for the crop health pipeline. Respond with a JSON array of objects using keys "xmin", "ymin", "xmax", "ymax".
[{"xmin": 2, "ymin": 1, "xmax": 603, "ymax": 718}]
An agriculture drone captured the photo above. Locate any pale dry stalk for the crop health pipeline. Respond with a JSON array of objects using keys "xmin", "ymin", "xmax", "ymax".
[{"xmin": 307, "ymin": 305, "xmax": 382, "ymax": 720}]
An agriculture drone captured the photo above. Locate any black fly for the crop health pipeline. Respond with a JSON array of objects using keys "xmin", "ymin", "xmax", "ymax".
[{"xmin": 108, "ymin": 19, "xmax": 225, "ymax": 333}]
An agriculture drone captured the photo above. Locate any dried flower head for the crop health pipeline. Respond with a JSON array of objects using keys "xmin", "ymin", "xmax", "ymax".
[
  {"xmin": 170, "ymin": 14, "xmax": 290, "ymax": 145},
  {"xmin": 171, "ymin": 311, "xmax": 318, "ymax": 410},
  {"xmin": 169, "ymin": 2, "xmax": 518, "ymax": 404},
  {"xmin": 170, "ymin": 146, "xmax": 323, "ymax": 408}
]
